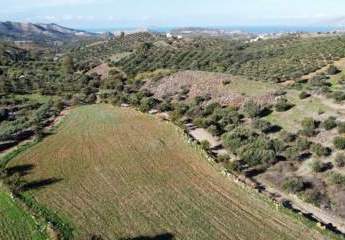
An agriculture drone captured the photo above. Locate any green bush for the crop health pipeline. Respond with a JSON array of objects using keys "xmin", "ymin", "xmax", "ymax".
[
  {"xmin": 275, "ymin": 98, "xmax": 293, "ymax": 112},
  {"xmin": 334, "ymin": 136, "xmax": 345, "ymax": 150},
  {"xmin": 299, "ymin": 91, "xmax": 310, "ymax": 99},
  {"xmin": 335, "ymin": 153, "xmax": 345, "ymax": 168},
  {"xmin": 328, "ymin": 172, "xmax": 345, "ymax": 186},
  {"xmin": 311, "ymin": 143, "xmax": 331, "ymax": 157},
  {"xmin": 139, "ymin": 97, "xmax": 158, "ymax": 112},
  {"xmin": 296, "ymin": 137, "xmax": 311, "ymax": 151},
  {"xmin": 284, "ymin": 146, "xmax": 300, "ymax": 161},
  {"xmin": 322, "ymin": 116, "xmax": 337, "ymax": 130},
  {"xmin": 252, "ymin": 119, "xmax": 273, "ymax": 133},
  {"xmin": 332, "ymin": 91, "xmax": 345, "ymax": 102},
  {"xmin": 327, "ymin": 65, "xmax": 340, "ymax": 75},
  {"xmin": 310, "ymin": 160, "xmax": 327, "ymax": 173},
  {"xmin": 225, "ymin": 160, "xmax": 242, "ymax": 173},
  {"xmin": 301, "ymin": 117, "xmax": 316, "ymax": 137},
  {"xmin": 302, "ymin": 189, "xmax": 325, "ymax": 207},
  {"xmin": 216, "ymin": 154, "xmax": 230, "ymax": 163},
  {"xmin": 242, "ymin": 100, "xmax": 266, "ymax": 118},
  {"xmin": 282, "ymin": 177, "xmax": 307, "ymax": 193},
  {"xmin": 200, "ymin": 140, "xmax": 210, "ymax": 150},
  {"xmin": 338, "ymin": 122, "xmax": 345, "ymax": 134},
  {"xmin": 159, "ymin": 101, "xmax": 173, "ymax": 112}
]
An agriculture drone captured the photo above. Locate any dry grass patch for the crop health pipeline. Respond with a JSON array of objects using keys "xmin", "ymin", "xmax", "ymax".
[{"xmin": 145, "ymin": 70, "xmax": 277, "ymax": 106}]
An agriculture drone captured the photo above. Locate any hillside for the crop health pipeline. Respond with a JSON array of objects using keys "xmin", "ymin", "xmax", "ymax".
[
  {"xmin": 7, "ymin": 104, "xmax": 329, "ymax": 240},
  {"xmin": 0, "ymin": 21, "xmax": 97, "ymax": 42}
]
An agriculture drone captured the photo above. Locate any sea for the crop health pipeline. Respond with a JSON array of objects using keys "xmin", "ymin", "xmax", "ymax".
[{"xmin": 85, "ymin": 25, "xmax": 344, "ymax": 34}]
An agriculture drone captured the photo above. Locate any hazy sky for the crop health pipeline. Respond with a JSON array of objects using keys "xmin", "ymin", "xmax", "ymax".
[{"xmin": 1, "ymin": 0, "xmax": 345, "ymax": 29}]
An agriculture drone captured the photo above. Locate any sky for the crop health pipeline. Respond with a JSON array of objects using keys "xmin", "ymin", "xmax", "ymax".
[{"xmin": 1, "ymin": 0, "xmax": 345, "ymax": 29}]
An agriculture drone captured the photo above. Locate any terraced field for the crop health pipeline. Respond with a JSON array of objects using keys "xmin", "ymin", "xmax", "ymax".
[
  {"xmin": 9, "ymin": 104, "xmax": 332, "ymax": 239},
  {"xmin": 0, "ymin": 186, "xmax": 46, "ymax": 240}
]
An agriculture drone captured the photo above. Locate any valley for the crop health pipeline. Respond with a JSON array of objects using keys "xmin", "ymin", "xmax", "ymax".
[{"xmin": 2, "ymin": 18, "xmax": 345, "ymax": 240}]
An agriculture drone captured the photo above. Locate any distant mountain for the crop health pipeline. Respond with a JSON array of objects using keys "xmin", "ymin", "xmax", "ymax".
[{"xmin": 0, "ymin": 21, "xmax": 98, "ymax": 42}]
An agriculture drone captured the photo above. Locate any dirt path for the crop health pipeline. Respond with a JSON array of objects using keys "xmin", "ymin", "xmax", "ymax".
[
  {"xmin": 256, "ymin": 177, "xmax": 345, "ymax": 233},
  {"xmin": 188, "ymin": 128, "xmax": 222, "ymax": 148}
]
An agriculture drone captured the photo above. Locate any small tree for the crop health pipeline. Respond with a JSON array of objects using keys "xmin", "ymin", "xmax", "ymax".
[
  {"xmin": 243, "ymin": 100, "xmax": 266, "ymax": 118},
  {"xmin": 62, "ymin": 55, "xmax": 74, "ymax": 75},
  {"xmin": 139, "ymin": 97, "xmax": 158, "ymax": 112}
]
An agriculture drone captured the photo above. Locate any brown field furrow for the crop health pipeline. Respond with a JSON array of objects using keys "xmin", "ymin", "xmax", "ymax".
[{"xmin": 8, "ymin": 104, "xmax": 331, "ymax": 240}]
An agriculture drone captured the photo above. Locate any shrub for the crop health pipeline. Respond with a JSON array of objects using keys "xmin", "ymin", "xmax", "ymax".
[
  {"xmin": 302, "ymin": 189, "xmax": 325, "ymax": 207},
  {"xmin": 252, "ymin": 119, "xmax": 273, "ymax": 134},
  {"xmin": 335, "ymin": 153, "xmax": 345, "ymax": 168},
  {"xmin": 309, "ymin": 75, "xmax": 329, "ymax": 87},
  {"xmin": 332, "ymin": 91, "xmax": 345, "ymax": 102},
  {"xmin": 159, "ymin": 101, "xmax": 173, "ymax": 112},
  {"xmin": 216, "ymin": 154, "xmax": 230, "ymax": 163},
  {"xmin": 280, "ymin": 131, "xmax": 296, "ymax": 142},
  {"xmin": 200, "ymin": 140, "xmax": 210, "ymax": 150},
  {"xmin": 275, "ymin": 98, "xmax": 294, "ymax": 112},
  {"xmin": 222, "ymin": 127, "xmax": 252, "ymax": 152},
  {"xmin": 301, "ymin": 117, "xmax": 316, "ymax": 137},
  {"xmin": 242, "ymin": 100, "xmax": 266, "ymax": 118},
  {"xmin": 225, "ymin": 160, "xmax": 242, "ymax": 173},
  {"xmin": 139, "ymin": 97, "xmax": 158, "ymax": 112},
  {"xmin": 299, "ymin": 91, "xmax": 310, "ymax": 99},
  {"xmin": 322, "ymin": 116, "xmax": 337, "ymax": 130},
  {"xmin": 311, "ymin": 143, "xmax": 331, "ymax": 157},
  {"xmin": 328, "ymin": 172, "xmax": 345, "ymax": 186},
  {"xmin": 282, "ymin": 177, "xmax": 307, "ymax": 193},
  {"xmin": 310, "ymin": 160, "xmax": 328, "ymax": 173},
  {"xmin": 296, "ymin": 137, "xmax": 311, "ymax": 151},
  {"xmin": 283, "ymin": 146, "xmax": 300, "ymax": 160},
  {"xmin": 222, "ymin": 79, "xmax": 231, "ymax": 85},
  {"xmin": 338, "ymin": 122, "xmax": 345, "ymax": 134},
  {"xmin": 334, "ymin": 136, "xmax": 345, "ymax": 150},
  {"xmin": 202, "ymin": 102, "xmax": 221, "ymax": 117},
  {"xmin": 193, "ymin": 117, "xmax": 208, "ymax": 128},
  {"xmin": 327, "ymin": 65, "xmax": 340, "ymax": 75},
  {"xmin": 238, "ymin": 138, "xmax": 276, "ymax": 167}
]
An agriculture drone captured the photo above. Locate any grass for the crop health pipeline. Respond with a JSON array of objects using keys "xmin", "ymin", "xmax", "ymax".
[
  {"xmin": 13, "ymin": 94, "xmax": 58, "ymax": 103},
  {"xmin": 0, "ymin": 185, "xmax": 47, "ymax": 240},
  {"xmin": 224, "ymin": 78, "xmax": 277, "ymax": 97},
  {"xmin": 9, "ymin": 104, "xmax": 334, "ymax": 240},
  {"xmin": 266, "ymin": 89, "xmax": 330, "ymax": 132}
]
